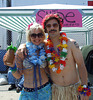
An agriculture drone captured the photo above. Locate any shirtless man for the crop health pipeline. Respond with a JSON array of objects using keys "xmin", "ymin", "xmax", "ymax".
[{"xmin": 18, "ymin": 14, "xmax": 91, "ymax": 100}]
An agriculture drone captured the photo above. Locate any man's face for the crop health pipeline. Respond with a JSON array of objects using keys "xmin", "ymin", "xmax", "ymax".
[{"xmin": 45, "ymin": 19, "xmax": 60, "ymax": 38}]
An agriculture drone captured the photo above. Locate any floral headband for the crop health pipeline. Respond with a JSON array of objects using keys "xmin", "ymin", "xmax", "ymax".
[{"xmin": 28, "ymin": 22, "xmax": 33, "ymax": 30}]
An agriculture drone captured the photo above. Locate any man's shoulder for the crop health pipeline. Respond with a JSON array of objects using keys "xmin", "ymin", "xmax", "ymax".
[
  {"xmin": 44, "ymin": 40, "xmax": 47, "ymax": 44},
  {"xmin": 68, "ymin": 38, "xmax": 76, "ymax": 42},
  {"xmin": 68, "ymin": 38, "xmax": 76, "ymax": 45},
  {"xmin": 67, "ymin": 38, "xmax": 79, "ymax": 49}
]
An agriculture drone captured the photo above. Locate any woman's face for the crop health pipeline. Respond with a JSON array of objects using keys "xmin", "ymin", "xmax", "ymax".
[{"xmin": 30, "ymin": 29, "xmax": 44, "ymax": 45}]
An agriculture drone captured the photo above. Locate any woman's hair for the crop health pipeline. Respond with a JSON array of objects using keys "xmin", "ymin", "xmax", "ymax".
[
  {"xmin": 42, "ymin": 13, "xmax": 63, "ymax": 33},
  {"xmin": 26, "ymin": 23, "xmax": 45, "ymax": 42}
]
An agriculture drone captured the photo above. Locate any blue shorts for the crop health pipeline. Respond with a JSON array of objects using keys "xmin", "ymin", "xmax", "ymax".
[{"xmin": 19, "ymin": 83, "xmax": 52, "ymax": 100}]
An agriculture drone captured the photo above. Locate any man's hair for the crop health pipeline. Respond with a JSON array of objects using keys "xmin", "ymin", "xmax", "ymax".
[{"xmin": 42, "ymin": 13, "xmax": 63, "ymax": 33}]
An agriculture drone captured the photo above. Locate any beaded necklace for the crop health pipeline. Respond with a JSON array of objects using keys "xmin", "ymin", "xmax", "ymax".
[{"xmin": 46, "ymin": 32, "xmax": 68, "ymax": 74}]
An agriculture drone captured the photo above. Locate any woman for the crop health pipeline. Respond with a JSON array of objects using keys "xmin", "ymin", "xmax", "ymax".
[{"xmin": 3, "ymin": 23, "xmax": 52, "ymax": 100}]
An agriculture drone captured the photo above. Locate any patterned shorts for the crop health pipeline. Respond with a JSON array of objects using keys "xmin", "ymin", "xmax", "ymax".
[{"xmin": 19, "ymin": 82, "xmax": 52, "ymax": 100}]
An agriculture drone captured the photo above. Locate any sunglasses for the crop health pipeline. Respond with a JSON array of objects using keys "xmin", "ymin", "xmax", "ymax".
[
  {"xmin": 30, "ymin": 33, "xmax": 43, "ymax": 38},
  {"xmin": 46, "ymin": 23, "xmax": 58, "ymax": 28}
]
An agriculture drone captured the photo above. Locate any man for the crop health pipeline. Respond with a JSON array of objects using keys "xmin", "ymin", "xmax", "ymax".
[
  {"xmin": 18, "ymin": 14, "xmax": 91, "ymax": 100},
  {"xmin": 7, "ymin": 69, "xmax": 17, "ymax": 91},
  {"xmin": 7, "ymin": 68, "xmax": 23, "ymax": 92}
]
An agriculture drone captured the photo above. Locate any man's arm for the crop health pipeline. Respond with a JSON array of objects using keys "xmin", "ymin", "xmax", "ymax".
[
  {"xmin": 16, "ymin": 43, "xmax": 27, "ymax": 59},
  {"xmin": 71, "ymin": 40, "xmax": 90, "ymax": 100},
  {"xmin": 71, "ymin": 40, "xmax": 88, "ymax": 85}
]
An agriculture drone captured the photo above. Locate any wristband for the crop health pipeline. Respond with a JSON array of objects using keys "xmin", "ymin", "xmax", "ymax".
[
  {"xmin": 77, "ymin": 85, "xmax": 91, "ymax": 96},
  {"xmin": 10, "ymin": 64, "xmax": 17, "ymax": 73}
]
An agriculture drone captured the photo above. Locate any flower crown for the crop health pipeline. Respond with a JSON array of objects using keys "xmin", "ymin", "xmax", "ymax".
[
  {"xmin": 42, "ymin": 13, "xmax": 63, "ymax": 32},
  {"xmin": 28, "ymin": 22, "xmax": 33, "ymax": 30}
]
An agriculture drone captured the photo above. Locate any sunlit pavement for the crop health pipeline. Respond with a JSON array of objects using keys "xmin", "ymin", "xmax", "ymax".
[{"xmin": 0, "ymin": 85, "xmax": 20, "ymax": 100}]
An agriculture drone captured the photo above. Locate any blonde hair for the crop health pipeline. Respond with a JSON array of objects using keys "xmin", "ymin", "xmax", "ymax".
[{"xmin": 26, "ymin": 23, "xmax": 45, "ymax": 42}]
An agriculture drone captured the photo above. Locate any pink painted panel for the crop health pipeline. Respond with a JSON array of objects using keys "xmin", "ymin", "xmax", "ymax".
[{"xmin": 36, "ymin": 10, "xmax": 82, "ymax": 27}]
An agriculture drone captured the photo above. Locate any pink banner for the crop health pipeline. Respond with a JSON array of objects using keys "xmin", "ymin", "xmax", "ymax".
[{"xmin": 36, "ymin": 10, "xmax": 82, "ymax": 27}]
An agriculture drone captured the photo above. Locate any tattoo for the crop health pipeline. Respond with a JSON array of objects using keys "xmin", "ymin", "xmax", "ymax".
[{"xmin": 74, "ymin": 42, "xmax": 79, "ymax": 48}]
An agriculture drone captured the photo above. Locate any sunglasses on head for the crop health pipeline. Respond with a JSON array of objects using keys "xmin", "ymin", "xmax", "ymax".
[
  {"xmin": 30, "ymin": 33, "xmax": 43, "ymax": 38},
  {"xmin": 46, "ymin": 23, "xmax": 58, "ymax": 28}
]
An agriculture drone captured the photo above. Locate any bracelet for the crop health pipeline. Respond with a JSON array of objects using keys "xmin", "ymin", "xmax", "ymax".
[
  {"xmin": 77, "ymin": 85, "xmax": 91, "ymax": 96},
  {"xmin": 10, "ymin": 64, "xmax": 17, "ymax": 73}
]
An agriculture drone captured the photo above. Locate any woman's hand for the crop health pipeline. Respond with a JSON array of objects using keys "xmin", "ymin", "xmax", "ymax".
[{"xmin": 3, "ymin": 52, "xmax": 15, "ymax": 67}]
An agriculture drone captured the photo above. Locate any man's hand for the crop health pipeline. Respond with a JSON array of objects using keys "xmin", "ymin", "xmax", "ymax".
[
  {"xmin": 16, "ymin": 43, "xmax": 27, "ymax": 59},
  {"xmin": 80, "ymin": 94, "xmax": 89, "ymax": 100}
]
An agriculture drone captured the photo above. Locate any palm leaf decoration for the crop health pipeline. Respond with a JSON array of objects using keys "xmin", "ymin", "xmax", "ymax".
[{"xmin": 7, "ymin": 42, "xmax": 17, "ymax": 52}]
